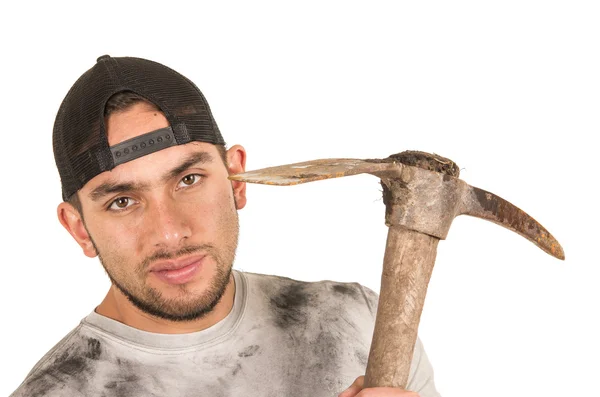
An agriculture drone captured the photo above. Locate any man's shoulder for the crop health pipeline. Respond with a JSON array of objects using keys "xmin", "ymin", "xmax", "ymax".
[
  {"xmin": 238, "ymin": 270, "xmax": 379, "ymax": 318},
  {"xmin": 10, "ymin": 323, "xmax": 100, "ymax": 397},
  {"xmin": 240, "ymin": 270, "xmax": 377, "ymax": 296}
]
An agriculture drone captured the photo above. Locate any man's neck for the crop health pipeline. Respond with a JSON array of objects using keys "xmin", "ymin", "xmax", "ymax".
[{"xmin": 95, "ymin": 274, "xmax": 236, "ymax": 334}]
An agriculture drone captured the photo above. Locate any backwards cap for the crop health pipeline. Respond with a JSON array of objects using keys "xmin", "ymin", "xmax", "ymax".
[{"xmin": 53, "ymin": 55, "xmax": 225, "ymax": 201}]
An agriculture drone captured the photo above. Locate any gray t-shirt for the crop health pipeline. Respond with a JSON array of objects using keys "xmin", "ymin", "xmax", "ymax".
[{"xmin": 11, "ymin": 271, "xmax": 440, "ymax": 396}]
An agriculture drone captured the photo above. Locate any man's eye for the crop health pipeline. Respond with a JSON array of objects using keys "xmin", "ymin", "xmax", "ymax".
[
  {"xmin": 178, "ymin": 174, "xmax": 202, "ymax": 188},
  {"xmin": 108, "ymin": 197, "xmax": 134, "ymax": 211}
]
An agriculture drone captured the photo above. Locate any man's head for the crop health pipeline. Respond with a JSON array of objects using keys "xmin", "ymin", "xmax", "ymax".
[
  {"xmin": 54, "ymin": 56, "xmax": 246, "ymax": 323},
  {"xmin": 65, "ymin": 91, "xmax": 229, "ymax": 214}
]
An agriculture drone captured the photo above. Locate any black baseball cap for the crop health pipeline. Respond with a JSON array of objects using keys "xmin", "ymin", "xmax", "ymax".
[{"xmin": 53, "ymin": 55, "xmax": 226, "ymax": 201}]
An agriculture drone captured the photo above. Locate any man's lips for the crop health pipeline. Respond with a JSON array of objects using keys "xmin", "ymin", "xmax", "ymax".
[
  {"xmin": 149, "ymin": 254, "xmax": 206, "ymax": 285},
  {"xmin": 149, "ymin": 254, "xmax": 206, "ymax": 272}
]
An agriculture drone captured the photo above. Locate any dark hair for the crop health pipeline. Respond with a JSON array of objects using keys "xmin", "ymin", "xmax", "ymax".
[
  {"xmin": 104, "ymin": 91, "xmax": 160, "ymax": 117},
  {"xmin": 67, "ymin": 91, "xmax": 228, "ymax": 213}
]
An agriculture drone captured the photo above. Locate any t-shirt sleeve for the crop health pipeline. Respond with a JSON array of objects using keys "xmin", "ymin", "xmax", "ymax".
[
  {"xmin": 357, "ymin": 283, "xmax": 379, "ymax": 320},
  {"xmin": 358, "ymin": 283, "xmax": 441, "ymax": 397},
  {"xmin": 407, "ymin": 337, "xmax": 441, "ymax": 397}
]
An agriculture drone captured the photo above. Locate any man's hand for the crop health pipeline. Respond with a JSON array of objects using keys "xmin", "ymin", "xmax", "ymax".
[{"xmin": 338, "ymin": 376, "xmax": 420, "ymax": 397}]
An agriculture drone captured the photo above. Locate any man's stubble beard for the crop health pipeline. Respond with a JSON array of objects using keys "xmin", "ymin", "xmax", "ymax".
[{"xmin": 86, "ymin": 201, "xmax": 240, "ymax": 323}]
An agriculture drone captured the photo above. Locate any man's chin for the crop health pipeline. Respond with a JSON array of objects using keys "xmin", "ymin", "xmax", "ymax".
[
  {"xmin": 124, "ymin": 290, "xmax": 226, "ymax": 322},
  {"xmin": 127, "ymin": 268, "xmax": 232, "ymax": 322}
]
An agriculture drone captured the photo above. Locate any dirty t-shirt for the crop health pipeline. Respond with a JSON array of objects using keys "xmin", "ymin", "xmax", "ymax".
[{"xmin": 11, "ymin": 271, "xmax": 440, "ymax": 397}]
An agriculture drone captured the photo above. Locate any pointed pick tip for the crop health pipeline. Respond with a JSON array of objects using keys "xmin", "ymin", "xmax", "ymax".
[
  {"xmin": 537, "ymin": 235, "xmax": 565, "ymax": 260},
  {"xmin": 462, "ymin": 186, "xmax": 566, "ymax": 262},
  {"xmin": 554, "ymin": 247, "xmax": 566, "ymax": 261}
]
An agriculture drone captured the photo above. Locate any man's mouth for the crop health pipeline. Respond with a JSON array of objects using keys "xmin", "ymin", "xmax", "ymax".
[{"xmin": 149, "ymin": 254, "xmax": 206, "ymax": 285}]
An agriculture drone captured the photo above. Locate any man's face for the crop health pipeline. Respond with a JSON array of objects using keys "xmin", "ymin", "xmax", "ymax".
[{"xmin": 66, "ymin": 102, "xmax": 246, "ymax": 322}]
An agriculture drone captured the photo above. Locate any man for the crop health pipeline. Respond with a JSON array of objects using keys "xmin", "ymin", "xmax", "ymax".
[{"xmin": 11, "ymin": 55, "xmax": 440, "ymax": 397}]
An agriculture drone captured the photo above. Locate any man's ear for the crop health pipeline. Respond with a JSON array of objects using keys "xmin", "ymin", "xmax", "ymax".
[
  {"xmin": 57, "ymin": 201, "xmax": 98, "ymax": 258},
  {"xmin": 226, "ymin": 144, "xmax": 247, "ymax": 210}
]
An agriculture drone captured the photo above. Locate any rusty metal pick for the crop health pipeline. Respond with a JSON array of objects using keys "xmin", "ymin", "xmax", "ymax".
[{"xmin": 229, "ymin": 157, "xmax": 564, "ymax": 259}]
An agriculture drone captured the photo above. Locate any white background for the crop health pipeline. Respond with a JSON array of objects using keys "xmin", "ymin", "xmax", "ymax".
[{"xmin": 1, "ymin": 1, "xmax": 598, "ymax": 396}]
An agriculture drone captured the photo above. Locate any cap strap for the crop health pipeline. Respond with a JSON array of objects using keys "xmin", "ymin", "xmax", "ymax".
[{"xmin": 110, "ymin": 127, "xmax": 177, "ymax": 167}]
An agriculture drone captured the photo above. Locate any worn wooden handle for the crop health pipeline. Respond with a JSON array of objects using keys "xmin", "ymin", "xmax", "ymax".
[{"xmin": 364, "ymin": 226, "xmax": 439, "ymax": 388}]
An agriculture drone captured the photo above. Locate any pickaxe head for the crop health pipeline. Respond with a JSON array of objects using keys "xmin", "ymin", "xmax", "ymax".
[{"xmin": 230, "ymin": 151, "xmax": 564, "ymax": 260}]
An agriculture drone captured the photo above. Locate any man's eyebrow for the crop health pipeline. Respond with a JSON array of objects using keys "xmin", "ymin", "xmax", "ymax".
[
  {"xmin": 87, "ymin": 152, "xmax": 215, "ymax": 202},
  {"xmin": 161, "ymin": 151, "xmax": 215, "ymax": 183},
  {"xmin": 88, "ymin": 181, "xmax": 151, "ymax": 202}
]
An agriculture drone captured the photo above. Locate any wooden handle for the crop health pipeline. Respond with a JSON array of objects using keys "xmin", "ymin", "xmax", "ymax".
[{"xmin": 364, "ymin": 226, "xmax": 439, "ymax": 388}]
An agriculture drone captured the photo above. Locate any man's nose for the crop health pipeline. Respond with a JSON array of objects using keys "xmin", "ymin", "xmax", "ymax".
[{"xmin": 146, "ymin": 199, "xmax": 192, "ymax": 248}]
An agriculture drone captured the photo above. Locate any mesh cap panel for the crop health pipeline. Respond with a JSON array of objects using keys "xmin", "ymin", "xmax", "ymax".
[{"xmin": 53, "ymin": 55, "xmax": 225, "ymax": 201}]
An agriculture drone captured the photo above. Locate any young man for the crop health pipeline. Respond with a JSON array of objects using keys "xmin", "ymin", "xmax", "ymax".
[{"xmin": 11, "ymin": 56, "xmax": 440, "ymax": 397}]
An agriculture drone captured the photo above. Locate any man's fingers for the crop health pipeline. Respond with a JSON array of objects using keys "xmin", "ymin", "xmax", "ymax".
[
  {"xmin": 355, "ymin": 389, "xmax": 420, "ymax": 397},
  {"xmin": 338, "ymin": 376, "xmax": 421, "ymax": 397},
  {"xmin": 338, "ymin": 376, "xmax": 365, "ymax": 397}
]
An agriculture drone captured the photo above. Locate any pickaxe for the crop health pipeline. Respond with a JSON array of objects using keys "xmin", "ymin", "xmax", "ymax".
[{"xmin": 230, "ymin": 150, "xmax": 564, "ymax": 389}]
